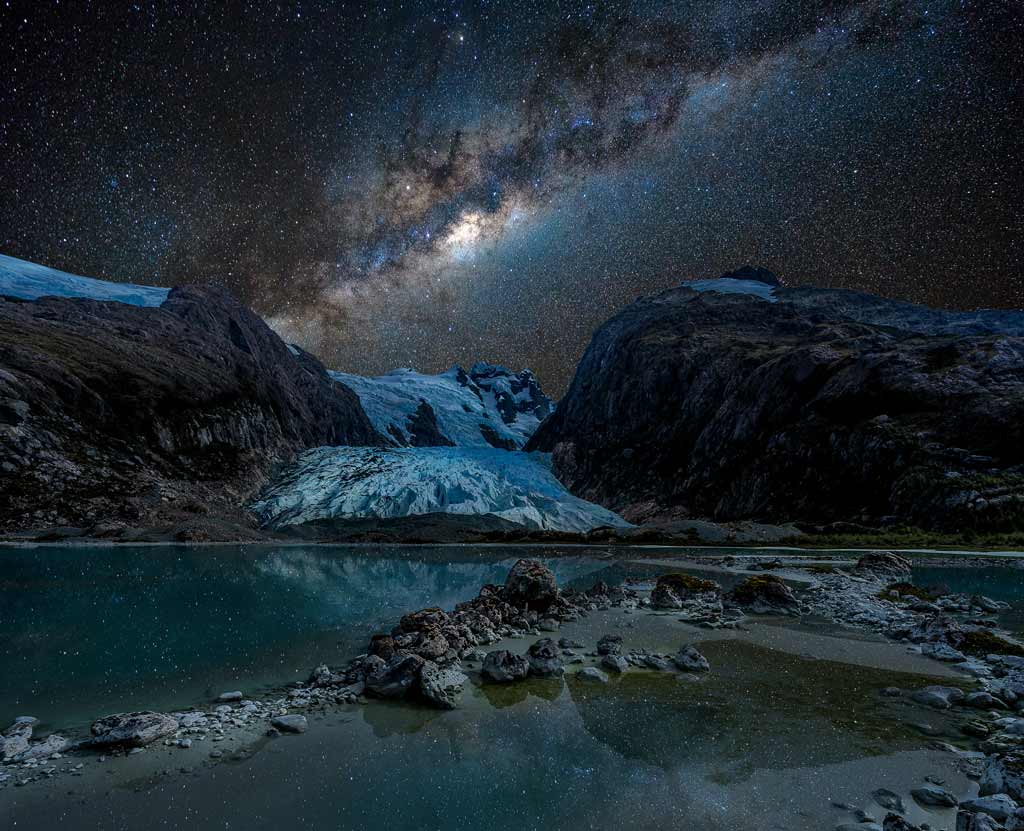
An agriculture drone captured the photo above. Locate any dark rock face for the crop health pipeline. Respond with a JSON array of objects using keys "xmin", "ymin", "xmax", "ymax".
[
  {"xmin": 0, "ymin": 287, "xmax": 383, "ymax": 534},
  {"xmin": 405, "ymin": 399, "xmax": 455, "ymax": 447},
  {"xmin": 527, "ymin": 275, "xmax": 1024, "ymax": 531}
]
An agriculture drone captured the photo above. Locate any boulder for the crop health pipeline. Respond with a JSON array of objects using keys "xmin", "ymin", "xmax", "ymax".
[
  {"xmin": 527, "ymin": 638, "xmax": 564, "ymax": 677},
  {"xmin": 577, "ymin": 667, "xmax": 609, "ymax": 683},
  {"xmin": 961, "ymin": 794, "xmax": 1019, "ymax": 823},
  {"xmin": 8, "ymin": 734, "xmax": 69, "ymax": 762},
  {"xmin": 650, "ymin": 573, "xmax": 720, "ymax": 609},
  {"xmin": 89, "ymin": 711, "xmax": 179, "ymax": 748},
  {"xmin": 911, "ymin": 784, "xmax": 958, "ymax": 807},
  {"xmin": 727, "ymin": 575, "xmax": 800, "ymax": 616},
  {"xmin": 597, "ymin": 634, "xmax": 623, "ymax": 656},
  {"xmin": 674, "ymin": 645, "xmax": 711, "ymax": 673},
  {"xmin": 923, "ymin": 642, "xmax": 968, "ymax": 662},
  {"xmin": 911, "ymin": 685, "xmax": 965, "ymax": 709},
  {"xmin": 419, "ymin": 662, "xmax": 468, "ymax": 709},
  {"xmin": 982, "ymin": 754, "xmax": 1024, "ymax": 801},
  {"xmin": 270, "ymin": 715, "xmax": 307, "ymax": 734},
  {"xmin": 504, "ymin": 559, "xmax": 559, "ymax": 611},
  {"xmin": 481, "ymin": 650, "xmax": 530, "ymax": 683},
  {"xmin": 1, "ymin": 721, "xmax": 33, "ymax": 762},
  {"xmin": 364, "ymin": 654, "xmax": 426, "ymax": 699},
  {"xmin": 601, "ymin": 655, "xmax": 629, "ymax": 674},
  {"xmin": 856, "ymin": 552, "xmax": 913, "ymax": 578}
]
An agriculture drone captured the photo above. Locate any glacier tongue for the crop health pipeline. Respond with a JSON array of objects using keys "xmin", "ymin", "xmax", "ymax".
[
  {"xmin": 0, "ymin": 253, "xmax": 169, "ymax": 306},
  {"xmin": 251, "ymin": 447, "xmax": 630, "ymax": 533}
]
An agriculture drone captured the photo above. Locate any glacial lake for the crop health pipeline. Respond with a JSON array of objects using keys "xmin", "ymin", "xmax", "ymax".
[{"xmin": 3, "ymin": 543, "xmax": 1015, "ymax": 830}]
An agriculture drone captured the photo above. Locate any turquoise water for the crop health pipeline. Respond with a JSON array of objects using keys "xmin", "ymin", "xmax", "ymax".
[
  {"xmin": 912, "ymin": 564, "xmax": 1024, "ymax": 633},
  {"xmin": 0, "ymin": 544, "xmax": 611, "ymax": 729}
]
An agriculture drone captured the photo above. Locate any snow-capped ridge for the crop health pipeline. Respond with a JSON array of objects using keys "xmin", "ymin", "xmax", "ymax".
[{"xmin": 0, "ymin": 253, "xmax": 169, "ymax": 307}]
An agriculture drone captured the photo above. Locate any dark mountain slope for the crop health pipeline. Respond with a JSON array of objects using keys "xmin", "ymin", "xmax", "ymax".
[
  {"xmin": 527, "ymin": 275, "xmax": 1024, "ymax": 531},
  {"xmin": 0, "ymin": 286, "xmax": 383, "ymax": 536}
]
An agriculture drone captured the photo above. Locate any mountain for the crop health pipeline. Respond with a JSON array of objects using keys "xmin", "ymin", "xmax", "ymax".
[
  {"xmin": 527, "ymin": 268, "xmax": 1024, "ymax": 532},
  {"xmin": 0, "ymin": 282, "xmax": 382, "ymax": 538},
  {"xmin": 251, "ymin": 446, "xmax": 629, "ymax": 533},
  {"xmin": 329, "ymin": 363, "xmax": 552, "ymax": 450},
  {"xmin": 0, "ymin": 252, "xmax": 170, "ymax": 306}
]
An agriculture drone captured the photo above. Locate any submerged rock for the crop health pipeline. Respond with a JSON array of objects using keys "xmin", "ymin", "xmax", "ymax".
[
  {"xmin": 89, "ymin": 712, "xmax": 179, "ymax": 748},
  {"xmin": 481, "ymin": 650, "xmax": 529, "ymax": 683}
]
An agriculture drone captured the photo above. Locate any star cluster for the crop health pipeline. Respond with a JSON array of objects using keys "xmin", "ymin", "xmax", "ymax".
[{"xmin": 1, "ymin": 0, "xmax": 1020, "ymax": 392}]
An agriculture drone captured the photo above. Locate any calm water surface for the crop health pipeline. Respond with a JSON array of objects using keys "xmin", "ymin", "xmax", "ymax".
[{"xmin": 0, "ymin": 544, "xmax": 613, "ymax": 728}]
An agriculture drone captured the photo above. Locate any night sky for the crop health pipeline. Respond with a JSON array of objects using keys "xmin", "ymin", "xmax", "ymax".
[{"xmin": 1, "ymin": 1, "xmax": 1020, "ymax": 392}]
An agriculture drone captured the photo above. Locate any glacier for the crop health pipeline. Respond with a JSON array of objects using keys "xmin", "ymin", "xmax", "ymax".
[
  {"xmin": 251, "ymin": 447, "xmax": 631, "ymax": 533},
  {"xmin": 0, "ymin": 252, "xmax": 170, "ymax": 306},
  {"xmin": 685, "ymin": 276, "xmax": 778, "ymax": 302},
  {"xmin": 330, "ymin": 363, "xmax": 551, "ymax": 450}
]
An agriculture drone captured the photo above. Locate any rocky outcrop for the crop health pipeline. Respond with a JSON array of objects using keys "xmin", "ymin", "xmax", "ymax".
[
  {"xmin": 527, "ymin": 270, "xmax": 1024, "ymax": 531},
  {"xmin": 727, "ymin": 575, "xmax": 801, "ymax": 616},
  {"xmin": 88, "ymin": 711, "xmax": 179, "ymax": 747},
  {"xmin": 0, "ymin": 287, "xmax": 383, "ymax": 535}
]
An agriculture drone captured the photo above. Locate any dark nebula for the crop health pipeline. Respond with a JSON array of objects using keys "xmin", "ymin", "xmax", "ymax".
[{"xmin": 1, "ymin": 0, "xmax": 1020, "ymax": 392}]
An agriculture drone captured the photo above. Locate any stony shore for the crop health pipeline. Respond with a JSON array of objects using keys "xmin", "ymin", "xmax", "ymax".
[{"xmin": 5, "ymin": 551, "xmax": 1024, "ymax": 830}]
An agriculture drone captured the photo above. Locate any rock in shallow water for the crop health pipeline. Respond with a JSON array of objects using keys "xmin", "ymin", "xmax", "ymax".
[
  {"xmin": 527, "ymin": 638, "xmax": 564, "ymax": 677},
  {"xmin": 504, "ymin": 559, "xmax": 559, "ymax": 612},
  {"xmin": 481, "ymin": 650, "xmax": 530, "ymax": 683},
  {"xmin": 674, "ymin": 645, "xmax": 711, "ymax": 673},
  {"xmin": 419, "ymin": 662, "xmax": 468, "ymax": 709},
  {"xmin": 911, "ymin": 783, "xmax": 958, "ymax": 807},
  {"xmin": 910, "ymin": 685, "xmax": 965, "ymax": 709},
  {"xmin": 576, "ymin": 667, "xmax": 609, "ymax": 684},
  {"xmin": 270, "ymin": 715, "xmax": 308, "ymax": 734},
  {"xmin": 596, "ymin": 634, "xmax": 622, "ymax": 656},
  {"xmin": 601, "ymin": 655, "xmax": 629, "ymax": 674},
  {"xmin": 89, "ymin": 712, "xmax": 179, "ymax": 748},
  {"xmin": 364, "ymin": 654, "xmax": 425, "ymax": 699}
]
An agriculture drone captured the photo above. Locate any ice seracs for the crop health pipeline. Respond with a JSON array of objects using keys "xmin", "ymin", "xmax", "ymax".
[
  {"xmin": 329, "ymin": 362, "xmax": 552, "ymax": 450},
  {"xmin": 0, "ymin": 252, "xmax": 169, "ymax": 306},
  {"xmin": 251, "ymin": 446, "xmax": 630, "ymax": 533}
]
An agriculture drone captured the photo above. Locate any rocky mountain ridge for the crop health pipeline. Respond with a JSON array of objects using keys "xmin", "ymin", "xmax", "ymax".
[
  {"xmin": 527, "ymin": 269, "xmax": 1024, "ymax": 532},
  {"xmin": 0, "ymin": 285, "xmax": 383, "ymax": 538}
]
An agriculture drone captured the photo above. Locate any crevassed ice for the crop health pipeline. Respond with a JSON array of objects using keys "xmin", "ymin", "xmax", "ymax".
[
  {"xmin": 329, "ymin": 366, "xmax": 542, "ymax": 449},
  {"xmin": 251, "ymin": 447, "xmax": 631, "ymax": 533}
]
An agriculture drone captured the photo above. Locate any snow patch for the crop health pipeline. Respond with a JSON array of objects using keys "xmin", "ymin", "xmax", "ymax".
[
  {"xmin": 0, "ymin": 253, "xmax": 169, "ymax": 306},
  {"xmin": 251, "ymin": 447, "xmax": 630, "ymax": 533}
]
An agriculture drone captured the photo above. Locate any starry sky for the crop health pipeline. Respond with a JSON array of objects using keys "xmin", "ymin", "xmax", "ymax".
[{"xmin": 1, "ymin": 0, "xmax": 1020, "ymax": 393}]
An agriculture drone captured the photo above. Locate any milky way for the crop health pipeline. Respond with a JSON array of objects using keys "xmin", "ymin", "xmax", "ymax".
[{"xmin": 1, "ymin": 0, "xmax": 1020, "ymax": 392}]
